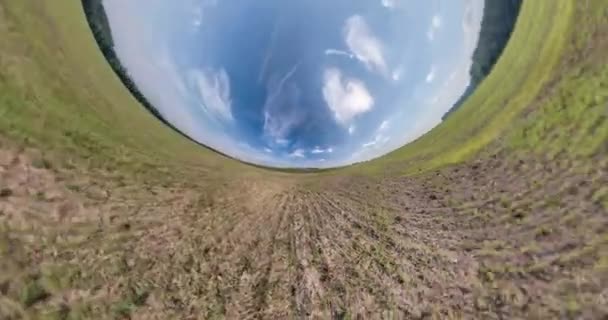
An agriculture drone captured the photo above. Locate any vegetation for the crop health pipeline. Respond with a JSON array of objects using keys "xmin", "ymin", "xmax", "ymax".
[
  {"xmin": 81, "ymin": 0, "xmax": 176, "ymax": 130},
  {"xmin": 0, "ymin": 0, "xmax": 254, "ymax": 185},
  {"xmin": 443, "ymin": 0, "xmax": 522, "ymax": 120},
  {"xmin": 0, "ymin": 0, "xmax": 606, "ymax": 318},
  {"xmin": 354, "ymin": 0, "xmax": 575, "ymax": 175}
]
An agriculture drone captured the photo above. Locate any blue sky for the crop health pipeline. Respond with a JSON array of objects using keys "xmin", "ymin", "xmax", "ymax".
[{"xmin": 103, "ymin": 0, "xmax": 485, "ymax": 168}]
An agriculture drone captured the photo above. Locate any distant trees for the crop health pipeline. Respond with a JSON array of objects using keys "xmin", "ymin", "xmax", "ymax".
[
  {"xmin": 81, "ymin": 0, "xmax": 171, "ymax": 127},
  {"xmin": 443, "ymin": 0, "xmax": 522, "ymax": 120}
]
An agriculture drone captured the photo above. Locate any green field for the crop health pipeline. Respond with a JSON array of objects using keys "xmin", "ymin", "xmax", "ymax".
[
  {"xmin": 1, "ymin": 0, "xmax": 606, "ymax": 319},
  {"xmin": 351, "ymin": 0, "xmax": 575, "ymax": 174},
  {"xmin": 0, "ymin": 1, "xmax": 257, "ymax": 183}
]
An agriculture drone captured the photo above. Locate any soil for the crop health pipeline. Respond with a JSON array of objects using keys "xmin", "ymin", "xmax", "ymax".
[
  {"xmin": 0, "ymin": 1, "xmax": 607, "ymax": 318},
  {"xmin": 1, "ymin": 145, "xmax": 606, "ymax": 319}
]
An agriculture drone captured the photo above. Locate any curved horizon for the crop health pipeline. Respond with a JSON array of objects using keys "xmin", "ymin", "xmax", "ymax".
[{"xmin": 102, "ymin": 0, "xmax": 485, "ymax": 168}]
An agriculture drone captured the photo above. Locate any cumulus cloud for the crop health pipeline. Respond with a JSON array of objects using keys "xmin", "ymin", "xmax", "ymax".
[
  {"xmin": 425, "ymin": 65, "xmax": 436, "ymax": 83},
  {"xmin": 289, "ymin": 148, "xmax": 306, "ymax": 158},
  {"xmin": 379, "ymin": 120, "xmax": 390, "ymax": 131},
  {"xmin": 275, "ymin": 138, "xmax": 290, "ymax": 146},
  {"xmin": 311, "ymin": 146, "xmax": 334, "ymax": 154},
  {"xmin": 348, "ymin": 125, "xmax": 356, "ymax": 135},
  {"xmin": 191, "ymin": 68, "xmax": 233, "ymax": 122},
  {"xmin": 103, "ymin": 0, "xmax": 344, "ymax": 169},
  {"xmin": 392, "ymin": 66, "xmax": 404, "ymax": 81},
  {"xmin": 432, "ymin": 14, "xmax": 442, "ymax": 28},
  {"xmin": 381, "ymin": 0, "xmax": 398, "ymax": 9},
  {"xmin": 105, "ymin": 0, "xmax": 486, "ymax": 169},
  {"xmin": 322, "ymin": 68, "xmax": 374, "ymax": 124},
  {"xmin": 427, "ymin": 14, "xmax": 442, "ymax": 41},
  {"xmin": 344, "ymin": 15, "xmax": 388, "ymax": 74}
]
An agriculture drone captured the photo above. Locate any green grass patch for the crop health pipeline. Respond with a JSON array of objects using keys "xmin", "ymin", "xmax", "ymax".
[
  {"xmin": 1, "ymin": 0, "xmax": 605, "ymax": 178},
  {"xmin": 355, "ymin": 1, "xmax": 579, "ymax": 174},
  {"xmin": 0, "ymin": 0, "xmax": 252, "ymax": 184}
]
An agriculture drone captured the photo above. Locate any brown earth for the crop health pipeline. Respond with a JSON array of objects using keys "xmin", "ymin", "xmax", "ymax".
[
  {"xmin": 1, "ymin": 142, "xmax": 606, "ymax": 319},
  {"xmin": 1, "ymin": 0, "xmax": 608, "ymax": 319}
]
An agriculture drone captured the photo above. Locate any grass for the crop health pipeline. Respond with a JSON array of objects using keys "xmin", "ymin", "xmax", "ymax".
[
  {"xmin": 0, "ymin": 0, "xmax": 604, "ymax": 178},
  {"xmin": 0, "ymin": 0, "xmax": 607, "ymax": 319},
  {"xmin": 0, "ymin": 0, "xmax": 254, "ymax": 186},
  {"xmin": 19, "ymin": 277, "xmax": 49, "ymax": 307},
  {"xmin": 352, "ymin": 1, "xmax": 577, "ymax": 174}
]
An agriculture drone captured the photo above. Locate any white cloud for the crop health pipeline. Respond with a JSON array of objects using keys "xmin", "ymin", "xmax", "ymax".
[
  {"xmin": 103, "ymin": 0, "xmax": 486, "ymax": 169},
  {"xmin": 376, "ymin": 0, "xmax": 485, "ymax": 158},
  {"xmin": 190, "ymin": 0, "xmax": 218, "ymax": 29},
  {"xmin": 262, "ymin": 65, "xmax": 302, "ymax": 144},
  {"xmin": 392, "ymin": 66, "xmax": 404, "ymax": 81},
  {"xmin": 270, "ymin": 64, "xmax": 299, "ymax": 101},
  {"xmin": 382, "ymin": 0, "xmax": 398, "ymax": 9},
  {"xmin": 258, "ymin": 24, "xmax": 281, "ymax": 84},
  {"xmin": 191, "ymin": 68, "xmax": 233, "ymax": 122},
  {"xmin": 275, "ymin": 138, "xmax": 290, "ymax": 146},
  {"xmin": 362, "ymin": 135, "xmax": 390, "ymax": 148},
  {"xmin": 425, "ymin": 65, "xmax": 436, "ymax": 83},
  {"xmin": 349, "ymin": 118, "xmax": 393, "ymax": 162},
  {"xmin": 311, "ymin": 146, "xmax": 334, "ymax": 154},
  {"xmin": 103, "ymin": 0, "xmax": 342, "ymax": 169},
  {"xmin": 192, "ymin": 9, "xmax": 202, "ymax": 27},
  {"xmin": 101, "ymin": 2, "xmax": 208, "ymax": 140},
  {"xmin": 344, "ymin": 15, "xmax": 388, "ymax": 74},
  {"xmin": 379, "ymin": 120, "xmax": 390, "ymax": 131},
  {"xmin": 427, "ymin": 14, "xmax": 442, "ymax": 41},
  {"xmin": 348, "ymin": 125, "xmax": 356, "ymax": 135},
  {"xmin": 432, "ymin": 15, "xmax": 442, "ymax": 28},
  {"xmin": 264, "ymin": 109, "xmax": 299, "ymax": 146},
  {"xmin": 289, "ymin": 149, "xmax": 306, "ymax": 158},
  {"xmin": 322, "ymin": 68, "xmax": 374, "ymax": 124},
  {"xmin": 362, "ymin": 120, "xmax": 391, "ymax": 148},
  {"xmin": 362, "ymin": 141, "xmax": 377, "ymax": 148},
  {"xmin": 325, "ymin": 49, "xmax": 355, "ymax": 59}
]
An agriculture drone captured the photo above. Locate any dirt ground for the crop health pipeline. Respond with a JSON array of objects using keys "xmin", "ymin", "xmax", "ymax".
[
  {"xmin": 1, "ymin": 143, "xmax": 606, "ymax": 319},
  {"xmin": 1, "ymin": 0, "xmax": 607, "ymax": 319}
]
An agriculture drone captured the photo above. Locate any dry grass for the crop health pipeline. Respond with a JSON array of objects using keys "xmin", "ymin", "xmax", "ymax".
[{"xmin": 0, "ymin": 0, "xmax": 607, "ymax": 319}]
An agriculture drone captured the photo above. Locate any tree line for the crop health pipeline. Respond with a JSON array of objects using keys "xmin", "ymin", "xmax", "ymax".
[
  {"xmin": 443, "ymin": 0, "xmax": 522, "ymax": 120},
  {"xmin": 81, "ymin": 0, "xmax": 174, "ymax": 128}
]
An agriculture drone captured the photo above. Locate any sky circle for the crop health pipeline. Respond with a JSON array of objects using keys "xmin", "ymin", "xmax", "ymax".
[{"xmin": 104, "ymin": 0, "xmax": 485, "ymax": 168}]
